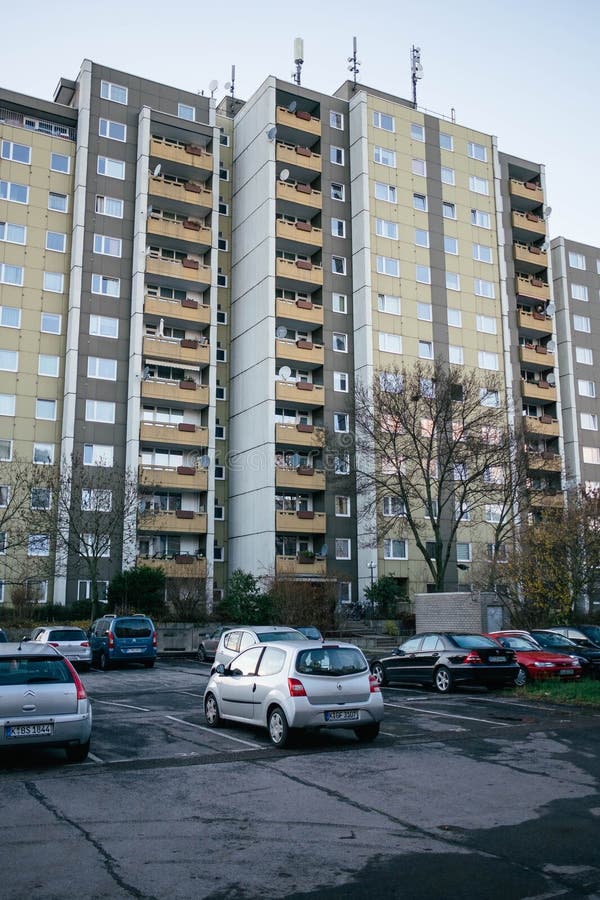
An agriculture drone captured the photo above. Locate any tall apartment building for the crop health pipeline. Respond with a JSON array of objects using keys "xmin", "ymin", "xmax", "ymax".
[{"xmin": 0, "ymin": 60, "xmax": 560, "ymax": 608}]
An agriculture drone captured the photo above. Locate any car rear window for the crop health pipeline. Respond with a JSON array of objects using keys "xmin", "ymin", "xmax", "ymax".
[
  {"xmin": 496, "ymin": 637, "xmax": 538, "ymax": 650},
  {"xmin": 48, "ymin": 629, "xmax": 87, "ymax": 641},
  {"xmin": 258, "ymin": 631, "xmax": 305, "ymax": 642},
  {"xmin": 452, "ymin": 634, "xmax": 500, "ymax": 649},
  {"xmin": 0, "ymin": 656, "xmax": 72, "ymax": 685},
  {"xmin": 295, "ymin": 647, "xmax": 367, "ymax": 676},
  {"xmin": 114, "ymin": 619, "xmax": 152, "ymax": 638}
]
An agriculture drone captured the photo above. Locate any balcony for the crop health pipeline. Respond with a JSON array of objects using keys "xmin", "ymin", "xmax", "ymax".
[
  {"xmin": 511, "ymin": 210, "xmax": 546, "ymax": 239},
  {"xmin": 517, "ymin": 309, "xmax": 553, "ymax": 337},
  {"xmin": 515, "ymin": 275, "xmax": 550, "ymax": 302},
  {"xmin": 275, "ymin": 380, "xmax": 324, "ymax": 407},
  {"xmin": 527, "ymin": 452, "xmax": 562, "ymax": 473},
  {"xmin": 148, "ymin": 175, "xmax": 212, "ymax": 216},
  {"xmin": 276, "ymin": 338, "xmax": 324, "ymax": 368},
  {"xmin": 520, "ymin": 380, "xmax": 557, "ymax": 403},
  {"xmin": 275, "ymin": 510, "xmax": 327, "ymax": 534},
  {"xmin": 276, "ymin": 106, "xmax": 321, "ymax": 140},
  {"xmin": 139, "ymin": 464, "xmax": 208, "ymax": 491},
  {"xmin": 276, "ymin": 180, "xmax": 322, "ymax": 215},
  {"xmin": 141, "ymin": 378, "xmax": 209, "ymax": 407},
  {"xmin": 513, "ymin": 242, "xmax": 548, "ymax": 273},
  {"xmin": 276, "ymin": 297, "xmax": 323, "ymax": 330},
  {"xmin": 143, "ymin": 335, "xmax": 210, "ymax": 367},
  {"xmin": 276, "ymin": 258, "xmax": 323, "ymax": 293},
  {"xmin": 137, "ymin": 555, "xmax": 207, "ymax": 578},
  {"xmin": 523, "ymin": 415, "xmax": 560, "ymax": 437},
  {"xmin": 139, "ymin": 421, "xmax": 209, "ymax": 447},
  {"xmin": 138, "ymin": 509, "xmax": 207, "ymax": 534},
  {"xmin": 147, "ymin": 216, "xmax": 212, "ymax": 253},
  {"xmin": 519, "ymin": 345, "xmax": 555, "ymax": 369},
  {"xmin": 144, "ymin": 295, "xmax": 210, "ymax": 327},
  {"xmin": 146, "ymin": 256, "xmax": 211, "ymax": 288},
  {"xmin": 276, "ymin": 219, "xmax": 323, "ymax": 251},
  {"xmin": 529, "ymin": 491, "xmax": 563, "ymax": 509},
  {"xmin": 276, "ymin": 141, "xmax": 322, "ymax": 176},
  {"xmin": 150, "ymin": 136, "xmax": 213, "ymax": 176},
  {"xmin": 509, "ymin": 178, "xmax": 544, "ymax": 208},
  {"xmin": 275, "ymin": 466, "xmax": 326, "ymax": 491},
  {"xmin": 276, "ymin": 555, "xmax": 327, "ymax": 576},
  {"xmin": 275, "ymin": 423, "xmax": 325, "ymax": 448}
]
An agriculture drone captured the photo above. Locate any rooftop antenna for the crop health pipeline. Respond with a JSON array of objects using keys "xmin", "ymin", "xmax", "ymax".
[
  {"xmin": 224, "ymin": 65, "xmax": 236, "ymax": 98},
  {"xmin": 208, "ymin": 79, "xmax": 219, "ymax": 99},
  {"xmin": 411, "ymin": 45, "xmax": 423, "ymax": 108},
  {"xmin": 293, "ymin": 37, "xmax": 304, "ymax": 86},
  {"xmin": 347, "ymin": 36, "xmax": 361, "ymax": 90}
]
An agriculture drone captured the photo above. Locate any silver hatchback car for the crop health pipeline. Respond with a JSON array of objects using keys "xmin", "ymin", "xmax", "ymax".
[
  {"xmin": 29, "ymin": 626, "xmax": 92, "ymax": 671},
  {"xmin": 0, "ymin": 643, "xmax": 92, "ymax": 762},
  {"xmin": 204, "ymin": 640, "xmax": 384, "ymax": 747},
  {"xmin": 212, "ymin": 625, "xmax": 308, "ymax": 670}
]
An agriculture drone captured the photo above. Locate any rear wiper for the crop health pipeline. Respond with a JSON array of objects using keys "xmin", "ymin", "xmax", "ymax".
[{"xmin": 27, "ymin": 677, "xmax": 58, "ymax": 684}]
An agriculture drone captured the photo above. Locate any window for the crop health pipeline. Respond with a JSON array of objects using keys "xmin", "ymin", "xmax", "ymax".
[
  {"xmin": 449, "ymin": 345, "xmax": 464, "ymax": 365},
  {"xmin": 330, "ymin": 110, "xmax": 344, "ymax": 129},
  {"xmin": 469, "ymin": 175, "xmax": 489, "ymax": 195},
  {"xmin": 480, "ymin": 388, "xmax": 500, "ymax": 407},
  {"xmin": 48, "ymin": 192, "xmax": 67, "ymax": 212},
  {"xmin": 334, "ymin": 454, "xmax": 350, "ymax": 475},
  {"xmin": 410, "ymin": 123, "xmax": 424, "ymax": 141},
  {"xmin": 332, "ymin": 256, "xmax": 346, "ymax": 275},
  {"xmin": 330, "ymin": 146, "xmax": 344, "ymax": 165},
  {"xmin": 88, "ymin": 357, "xmax": 117, "ymax": 380},
  {"xmin": 417, "ymin": 302, "xmax": 432, "ymax": 321},
  {"xmin": 383, "ymin": 496, "xmax": 405, "ymax": 516},
  {"xmin": 331, "ymin": 183, "xmax": 345, "ymax": 201},
  {"xmin": 473, "ymin": 243, "xmax": 493, "ymax": 263},
  {"xmin": 218, "ymin": 199, "xmax": 229, "ymax": 215},
  {"xmin": 376, "ymin": 218, "xmax": 398, "ymax": 239},
  {"xmin": 456, "ymin": 542, "xmax": 472, "ymax": 563},
  {"xmin": 41, "ymin": 313, "xmax": 61, "ymax": 334},
  {"xmin": 83, "ymin": 444, "xmax": 114, "ymax": 466},
  {"xmin": 468, "ymin": 141, "xmax": 487, "ymax": 161},
  {"xmin": 0, "ymin": 264, "xmax": 23, "ymax": 286},
  {"xmin": 571, "ymin": 284, "xmax": 588, "ymax": 301},
  {"xmin": 99, "ymin": 118, "xmax": 126, "ymax": 141},
  {"xmin": 476, "ymin": 314, "xmax": 497, "ymax": 334},
  {"xmin": 374, "ymin": 146, "xmax": 396, "ymax": 167},
  {"xmin": 216, "ymin": 385, "xmax": 226, "ymax": 400},
  {"xmin": 332, "ymin": 293, "xmax": 347, "ymax": 313},
  {"xmin": 583, "ymin": 447, "xmax": 600, "ymax": 464},
  {"xmin": 574, "ymin": 315, "xmax": 591, "ymax": 333},
  {"xmin": 91, "ymin": 274, "xmax": 120, "ymax": 297},
  {"xmin": 0, "ymin": 180, "xmax": 28, "ymax": 204},
  {"xmin": 216, "ymin": 347, "xmax": 227, "ymax": 362},
  {"xmin": 94, "ymin": 234, "xmax": 122, "ymax": 257},
  {"xmin": 0, "ymin": 306, "xmax": 20, "ymax": 328},
  {"xmin": 90, "ymin": 315, "xmax": 119, "ymax": 338},
  {"xmin": 101, "ymin": 80, "xmax": 128, "ymax": 104},
  {"xmin": 335, "ymin": 496, "xmax": 350, "ymax": 516},
  {"xmin": 0, "ymin": 394, "xmax": 16, "ymax": 416},
  {"xmin": 373, "ymin": 111, "xmax": 394, "ymax": 132},
  {"xmin": 384, "ymin": 539, "xmax": 407, "ymax": 560},
  {"xmin": 81, "ymin": 489, "xmax": 112, "ymax": 512},
  {"xmin": 376, "ymin": 256, "xmax": 400, "ymax": 277},
  {"xmin": 1, "ymin": 140, "xmax": 31, "ymax": 164},
  {"xmin": 379, "ymin": 333, "xmax": 402, "ymax": 354},
  {"xmin": 38, "ymin": 355, "xmax": 59, "ymax": 377},
  {"xmin": 36, "ymin": 399, "xmax": 56, "ymax": 420},
  {"xmin": 577, "ymin": 379, "xmax": 596, "ymax": 397},
  {"xmin": 43, "ymin": 272, "xmax": 64, "ymax": 293},
  {"xmin": 28, "ymin": 535, "xmax": 50, "ymax": 556},
  {"xmin": 0, "ymin": 350, "xmax": 17, "ymax": 371},
  {"xmin": 448, "ymin": 308, "xmax": 462, "ymax": 327},
  {"xmin": 484, "ymin": 504, "xmax": 502, "ymax": 524},
  {"xmin": 218, "ymin": 236, "xmax": 228, "ymax": 251},
  {"xmin": 419, "ymin": 340, "xmax": 433, "ymax": 360},
  {"xmin": 442, "ymin": 202, "xmax": 456, "ymax": 219},
  {"xmin": 375, "ymin": 182, "xmax": 397, "ymax": 203},
  {"xmin": 95, "ymin": 195, "xmax": 124, "ymax": 218},
  {"xmin": 478, "ymin": 351, "xmax": 498, "ymax": 371},
  {"xmin": 413, "ymin": 193, "xmax": 427, "ymax": 211},
  {"xmin": 0, "ymin": 439, "xmax": 13, "ymax": 460},
  {"xmin": 215, "ymin": 424, "xmax": 226, "ymax": 440},
  {"xmin": 474, "ymin": 278, "xmax": 495, "ymax": 298},
  {"xmin": 177, "ymin": 103, "xmax": 195, "ymax": 121},
  {"xmin": 415, "ymin": 228, "xmax": 429, "ymax": 247},
  {"xmin": 581, "ymin": 413, "xmax": 598, "ymax": 431},
  {"xmin": 333, "ymin": 371, "xmax": 348, "ymax": 392},
  {"xmin": 0, "ymin": 222, "xmax": 26, "ymax": 244},
  {"xmin": 412, "ymin": 158, "xmax": 426, "ymax": 177},
  {"xmin": 331, "ymin": 218, "xmax": 346, "ymax": 238},
  {"xmin": 333, "ymin": 332, "xmax": 348, "ymax": 352},
  {"xmin": 569, "ymin": 251, "xmax": 586, "ymax": 270},
  {"xmin": 46, "ymin": 231, "xmax": 66, "ymax": 252},
  {"xmin": 334, "ymin": 413, "xmax": 349, "ymax": 433},
  {"xmin": 31, "ymin": 488, "xmax": 51, "ymax": 510},
  {"xmin": 335, "ymin": 538, "xmax": 351, "ymax": 560},
  {"xmin": 50, "ymin": 152, "xmax": 70, "ymax": 173},
  {"xmin": 377, "ymin": 294, "xmax": 401, "ymax": 315},
  {"xmin": 97, "ymin": 156, "xmax": 125, "ymax": 180},
  {"xmin": 85, "ymin": 399, "xmax": 115, "ymax": 423},
  {"xmin": 444, "ymin": 236, "xmax": 458, "ymax": 255},
  {"xmin": 471, "ymin": 209, "xmax": 491, "ymax": 228},
  {"xmin": 33, "ymin": 443, "xmax": 53, "ymax": 464},
  {"xmin": 576, "ymin": 346, "xmax": 593, "ymax": 365},
  {"xmin": 81, "ymin": 535, "xmax": 110, "ymax": 557},
  {"xmin": 0, "ymin": 486, "xmax": 8, "ymax": 508},
  {"xmin": 441, "ymin": 166, "xmax": 455, "ymax": 185},
  {"xmin": 416, "ymin": 264, "xmax": 431, "ymax": 284}
]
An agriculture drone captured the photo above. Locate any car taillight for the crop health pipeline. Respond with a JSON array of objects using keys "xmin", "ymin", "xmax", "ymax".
[
  {"xmin": 464, "ymin": 651, "xmax": 483, "ymax": 665},
  {"xmin": 152, "ymin": 631, "xmax": 157, "ymax": 648},
  {"xmin": 108, "ymin": 631, "xmax": 114, "ymax": 647},
  {"xmin": 64, "ymin": 658, "xmax": 88, "ymax": 701},
  {"xmin": 80, "ymin": 641, "xmax": 90, "ymax": 648},
  {"xmin": 288, "ymin": 677, "xmax": 307, "ymax": 697},
  {"xmin": 48, "ymin": 642, "xmax": 59, "ymax": 647},
  {"xmin": 369, "ymin": 674, "xmax": 380, "ymax": 693}
]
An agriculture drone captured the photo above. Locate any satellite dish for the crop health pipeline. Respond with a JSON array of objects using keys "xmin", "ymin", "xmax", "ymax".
[
  {"xmin": 224, "ymin": 82, "xmax": 231, "ymax": 91},
  {"xmin": 199, "ymin": 455, "xmax": 211, "ymax": 469},
  {"xmin": 152, "ymin": 164, "xmax": 161, "ymax": 178},
  {"xmin": 287, "ymin": 100, "xmax": 297, "ymax": 113},
  {"xmin": 291, "ymin": 453, "xmax": 301, "ymax": 467},
  {"xmin": 142, "ymin": 366, "xmax": 150, "ymax": 381},
  {"xmin": 546, "ymin": 373, "xmax": 556, "ymax": 386},
  {"xmin": 546, "ymin": 301, "xmax": 555, "ymax": 315},
  {"xmin": 413, "ymin": 63, "xmax": 424, "ymax": 79},
  {"xmin": 547, "ymin": 340, "xmax": 556, "ymax": 352},
  {"xmin": 146, "ymin": 205, "xmax": 153, "ymax": 216},
  {"xmin": 278, "ymin": 365, "xmax": 292, "ymax": 380},
  {"xmin": 266, "ymin": 126, "xmax": 277, "ymax": 141},
  {"xmin": 279, "ymin": 169, "xmax": 290, "ymax": 182},
  {"xmin": 209, "ymin": 79, "xmax": 219, "ymax": 92},
  {"xmin": 319, "ymin": 544, "xmax": 328, "ymax": 558},
  {"xmin": 544, "ymin": 206, "xmax": 552, "ymax": 218},
  {"xmin": 276, "ymin": 325, "xmax": 288, "ymax": 339}
]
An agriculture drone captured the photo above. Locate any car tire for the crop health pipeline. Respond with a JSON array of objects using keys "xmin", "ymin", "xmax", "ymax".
[
  {"xmin": 268, "ymin": 705, "xmax": 290, "ymax": 748},
  {"xmin": 434, "ymin": 666, "xmax": 453, "ymax": 693},
  {"xmin": 371, "ymin": 662, "xmax": 388, "ymax": 686},
  {"xmin": 143, "ymin": 659, "xmax": 155, "ymax": 668},
  {"xmin": 354, "ymin": 722, "xmax": 380, "ymax": 743},
  {"xmin": 204, "ymin": 693, "xmax": 222, "ymax": 727},
  {"xmin": 197, "ymin": 646, "xmax": 206, "ymax": 663},
  {"xmin": 65, "ymin": 740, "xmax": 90, "ymax": 763},
  {"xmin": 99, "ymin": 650, "xmax": 110, "ymax": 672},
  {"xmin": 515, "ymin": 665, "xmax": 528, "ymax": 687}
]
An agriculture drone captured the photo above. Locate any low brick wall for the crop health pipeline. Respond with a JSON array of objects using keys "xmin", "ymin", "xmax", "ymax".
[{"xmin": 415, "ymin": 592, "xmax": 504, "ymax": 634}]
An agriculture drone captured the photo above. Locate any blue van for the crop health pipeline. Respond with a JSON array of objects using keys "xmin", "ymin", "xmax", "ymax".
[{"xmin": 89, "ymin": 614, "xmax": 157, "ymax": 670}]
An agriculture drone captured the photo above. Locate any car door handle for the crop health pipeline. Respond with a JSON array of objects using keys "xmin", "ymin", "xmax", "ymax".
[{"xmin": 252, "ymin": 683, "xmax": 257, "ymax": 693}]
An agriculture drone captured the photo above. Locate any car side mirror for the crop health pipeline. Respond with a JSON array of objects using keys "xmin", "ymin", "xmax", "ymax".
[
  {"xmin": 215, "ymin": 663, "xmax": 225, "ymax": 675},
  {"xmin": 393, "ymin": 648, "xmax": 402, "ymax": 656},
  {"xmin": 230, "ymin": 668, "xmax": 242, "ymax": 677}
]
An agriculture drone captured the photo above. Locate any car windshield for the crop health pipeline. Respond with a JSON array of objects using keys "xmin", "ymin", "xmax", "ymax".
[
  {"xmin": 257, "ymin": 631, "xmax": 305, "ymax": 642},
  {"xmin": 578, "ymin": 626, "xmax": 600, "ymax": 644},
  {"xmin": 296, "ymin": 647, "xmax": 367, "ymax": 676},
  {"xmin": 496, "ymin": 637, "xmax": 539, "ymax": 650},
  {"xmin": 0, "ymin": 657, "xmax": 71, "ymax": 685},
  {"xmin": 533, "ymin": 633, "xmax": 573, "ymax": 648},
  {"xmin": 452, "ymin": 634, "xmax": 499, "ymax": 649},
  {"xmin": 297, "ymin": 627, "xmax": 321, "ymax": 640},
  {"xmin": 114, "ymin": 619, "xmax": 152, "ymax": 638},
  {"xmin": 48, "ymin": 629, "xmax": 87, "ymax": 641}
]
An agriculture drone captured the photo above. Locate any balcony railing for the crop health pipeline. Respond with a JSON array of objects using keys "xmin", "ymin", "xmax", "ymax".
[{"xmin": 276, "ymin": 555, "xmax": 327, "ymax": 576}]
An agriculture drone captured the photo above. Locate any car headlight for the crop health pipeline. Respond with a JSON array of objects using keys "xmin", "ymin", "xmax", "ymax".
[{"xmin": 533, "ymin": 661, "xmax": 555, "ymax": 668}]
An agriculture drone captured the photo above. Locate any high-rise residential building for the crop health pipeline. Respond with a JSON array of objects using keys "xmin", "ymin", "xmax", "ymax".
[{"xmin": 0, "ymin": 59, "xmax": 561, "ymax": 609}]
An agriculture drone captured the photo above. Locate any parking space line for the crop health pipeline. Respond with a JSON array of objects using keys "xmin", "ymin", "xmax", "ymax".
[
  {"xmin": 164, "ymin": 715, "xmax": 262, "ymax": 748},
  {"xmin": 88, "ymin": 751, "xmax": 104, "ymax": 763},
  {"xmin": 383, "ymin": 701, "xmax": 513, "ymax": 726},
  {"xmin": 90, "ymin": 698, "xmax": 150, "ymax": 711}
]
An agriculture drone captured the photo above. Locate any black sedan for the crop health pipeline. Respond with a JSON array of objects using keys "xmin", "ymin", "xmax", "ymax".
[
  {"xmin": 370, "ymin": 632, "xmax": 518, "ymax": 693},
  {"xmin": 530, "ymin": 629, "xmax": 600, "ymax": 679}
]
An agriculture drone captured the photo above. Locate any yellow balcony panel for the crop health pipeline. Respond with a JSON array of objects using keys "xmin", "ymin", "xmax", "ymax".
[
  {"xmin": 147, "ymin": 216, "xmax": 212, "ymax": 252},
  {"xmin": 148, "ymin": 176, "xmax": 213, "ymax": 214},
  {"xmin": 276, "ymin": 510, "xmax": 327, "ymax": 534},
  {"xmin": 275, "ymin": 380, "xmax": 325, "ymax": 407},
  {"xmin": 137, "ymin": 555, "xmax": 207, "ymax": 578},
  {"xmin": 146, "ymin": 256, "xmax": 211, "ymax": 286},
  {"xmin": 276, "ymin": 338, "xmax": 324, "ymax": 368},
  {"xmin": 276, "ymin": 466, "xmax": 326, "ymax": 491},
  {"xmin": 150, "ymin": 137, "xmax": 213, "ymax": 174},
  {"xmin": 520, "ymin": 380, "xmax": 557, "ymax": 403},
  {"xmin": 513, "ymin": 242, "xmax": 548, "ymax": 271},
  {"xmin": 276, "ymin": 555, "xmax": 327, "ymax": 576},
  {"xmin": 139, "ymin": 465, "xmax": 208, "ymax": 491},
  {"xmin": 138, "ymin": 510, "xmax": 207, "ymax": 534},
  {"xmin": 144, "ymin": 295, "xmax": 211, "ymax": 327},
  {"xmin": 515, "ymin": 275, "xmax": 550, "ymax": 302},
  {"xmin": 276, "ymin": 258, "xmax": 323, "ymax": 291},
  {"xmin": 511, "ymin": 210, "xmax": 546, "ymax": 238},
  {"xmin": 509, "ymin": 178, "xmax": 544, "ymax": 206},
  {"xmin": 276, "ymin": 106, "xmax": 321, "ymax": 138},
  {"xmin": 276, "ymin": 297, "xmax": 323, "ymax": 329},
  {"xmin": 529, "ymin": 491, "xmax": 563, "ymax": 509},
  {"xmin": 141, "ymin": 379, "xmax": 209, "ymax": 407},
  {"xmin": 519, "ymin": 346, "xmax": 555, "ymax": 369},
  {"xmin": 276, "ymin": 141, "xmax": 322, "ymax": 174},
  {"xmin": 517, "ymin": 309, "xmax": 553, "ymax": 337},
  {"xmin": 139, "ymin": 421, "xmax": 209, "ymax": 447},
  {"xmin": 276, "ymin": 179, "xmax": 322, "ymax": 212},
  {"xmin": 527, "ymin": 452, "xmax": 562, "ymax": 473},
  {"xmin": 276, "ymin": 219, "xmax": 323, "ymax": 250},
  {"xmin": 523, "ymin": 415, "xmax": 560, "ymax": 437},
  {"xmin": 143, "ymin": 335, "xmax": 210, "ymax": 366},
  {"xmin": 275, "ymin": 423, "xmax": 325, "ymax": 448}
]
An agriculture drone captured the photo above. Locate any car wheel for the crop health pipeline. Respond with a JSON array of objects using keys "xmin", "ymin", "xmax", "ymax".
[
  {"xmin": 268, "ymin": 706, "xmax": 290, "ymax": 748},
  {"xmin": 143, "ymin": 659, "xmax": 155, "ymax": 668},
  {"xmin": 354, "ymin": 723, "xmax": 380, "ymax": 743},
  {"xmin": 434, "ymin": 666, "xmax": 453, "ymax": 693},
  {"xmin": 204, "ymin": 693, "xmax": 222, "ymax": 727},
  {"xmin": 515, "ymin": 665, "xmax": 528, "ymax": 687},
  {"xmin": 65, "ymin": 740, "xmax": 90, "ymax": 763},
  {"xmin": 371, "ymin": 662, "xmax": 388, "ymax": 686},
  {"xmin": 99, "ymin": 650, "xmax": 110, "ymax": 672},
  {"xmin": 197, "ymin": 646, "xmax": 207, "ymax": 663}
]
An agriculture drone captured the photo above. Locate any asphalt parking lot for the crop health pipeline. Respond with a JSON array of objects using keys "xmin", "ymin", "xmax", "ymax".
[{"xmin": 2, "ymin": 658, "xmax": 600, "ymax": 899}]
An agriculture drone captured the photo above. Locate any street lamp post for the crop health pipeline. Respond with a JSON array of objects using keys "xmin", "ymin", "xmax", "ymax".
[{"xmin": 367, "ymin": 561, "xmax": 376, "ymax": 621}]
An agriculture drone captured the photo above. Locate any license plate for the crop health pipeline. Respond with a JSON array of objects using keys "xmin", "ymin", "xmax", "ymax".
[
  {"xmin": 6, "ymin": 723, "xmax": 53, "ymax": 738},
  {"xmin": 560, "ymin": 668, "xmax": 574, "ymax": 675},
  {"xmin": 489, "ymin": 655, "xmax": 506, "ymax": 663},
  {"xmin": 126, "ymin": 648, "xmax": 143, "ymax": 653},
  {"xmin": 324, "ymin": 710, "xmax": 359, "ymax": 722}
]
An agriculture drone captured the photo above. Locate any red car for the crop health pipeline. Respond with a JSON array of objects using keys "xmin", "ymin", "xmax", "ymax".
[{"xmin": 486, "ymin": 631, "xmax": 582, "ymax": 686}]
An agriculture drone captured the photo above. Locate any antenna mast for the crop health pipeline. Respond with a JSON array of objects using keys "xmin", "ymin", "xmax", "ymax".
[
  {"xmin": 411, "ymin": 45, "xmax": 423, "ymax": 108},
  {"xmin": 347, "ymin": 36, "xmax": 361, "ymax": 90},
  {"xmin": 229, "ymin": 65, "xmax": 235, "ymax": 97},
  {"xmin": 293, "ymin": 37, "xmax": 304, "ymax": 86}
]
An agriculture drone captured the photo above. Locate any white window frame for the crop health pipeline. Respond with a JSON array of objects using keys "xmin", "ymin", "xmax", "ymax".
[
  {"xmin": 33, "ymin": 443, "xmax": 54, "ymax": 465},
  {"xmin": 384, "ymin": 539, "xmax": 407, "ymax": 560},
  {"xmin": 99, "ymin": 118, "xmax": 126, "ymax": 141},
  {"xmin": 100, "ymin": 80, "xmax": 128, "ymax": 104},
  {"xmin": 97, "ymin": 156, "xmax": 126, "ymax": 180}
]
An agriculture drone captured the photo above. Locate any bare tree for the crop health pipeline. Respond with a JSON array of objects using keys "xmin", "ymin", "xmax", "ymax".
[{"xmin": 350, "ymin": 361, "xmax": 527, "ymax": 592}]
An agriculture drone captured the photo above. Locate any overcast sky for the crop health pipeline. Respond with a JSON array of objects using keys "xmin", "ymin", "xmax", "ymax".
[{"xmin": 2, "ymin": 0, "xmax": 598, "ymax": 245}]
